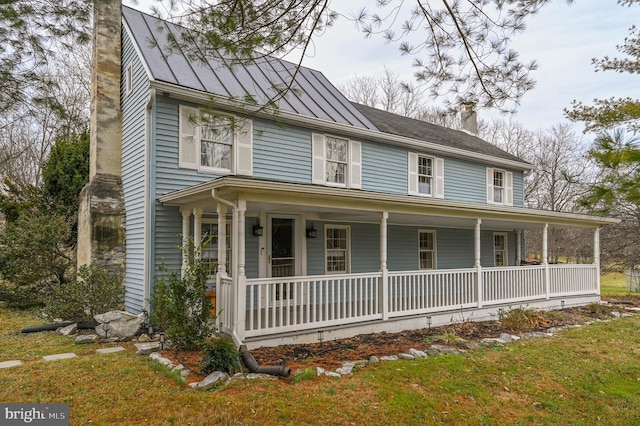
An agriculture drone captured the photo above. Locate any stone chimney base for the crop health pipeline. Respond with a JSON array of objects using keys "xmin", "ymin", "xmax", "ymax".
[{"xmin": 77, "ymin": 174, "xmax": 126, "ymax": 277}]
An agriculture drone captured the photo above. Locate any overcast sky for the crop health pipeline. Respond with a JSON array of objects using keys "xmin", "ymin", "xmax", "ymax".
[{"xmin": 129, "ymin": 0, "xmax": 637, "ymax": 134}]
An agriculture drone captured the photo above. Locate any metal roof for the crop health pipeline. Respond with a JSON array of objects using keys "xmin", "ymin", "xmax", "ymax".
[
  {"xmin": 352, "ymin": 103, "xmax": 528, "ymax": 165},
  {"xmin": 122, "ymin": 6, "xmax": 378, "ymax": 130}
]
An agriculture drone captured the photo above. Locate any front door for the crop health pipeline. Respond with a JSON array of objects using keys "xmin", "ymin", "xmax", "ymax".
[{"xmin": 269, "ymin": 217, "xmax": 296, "ymax": 278}]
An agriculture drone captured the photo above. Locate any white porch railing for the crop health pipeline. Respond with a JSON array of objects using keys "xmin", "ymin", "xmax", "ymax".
[
  {"xmin": 217, "ymin": 275, "xmax": 234, "ymax": 336},
  {"xmin": 232, "ymin": 264, "xmax": 598, "ymax": 339}
]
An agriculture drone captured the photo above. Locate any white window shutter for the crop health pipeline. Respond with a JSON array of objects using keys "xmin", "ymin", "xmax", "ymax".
[
  {"xmin": 179, "ymin": 105, "xmax": 198, "ymax": 169},
  {"xmin": 505, "ymin": 171, "xmax": 513, "ymax": 206},
  {"xmin": 235, "ymin": 118, "xmax": 253, "ymax": 176},
  {"xmin": 312, "ymin": 133, "xmax": 326, "ymax": 184},
  {"xmin": 434, "ymin": 157, "xmax": 445, "ymax": 199},
  {"xmin": 486, "ymin": 167, "xmax": 494, "ymax": 203},
  {"xmin": 349, "ymin": 140, "xmax": 362, "ymax": 189},
  {"xmin": 408, "ymin": 152, "xmax": 418, "ymax": 195}
]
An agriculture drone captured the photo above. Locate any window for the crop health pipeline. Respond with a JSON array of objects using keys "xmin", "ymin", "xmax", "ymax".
[
  {"xmin": 486, "ymin": 167, "xmax": 513, "ymax": 205},
  {"xmin": 124, "ymin": 63, "xmax": 133, "ymax": 97},
  {"xmin": 326, "ymin": 137, "xmax": 348, "ymax": 185},
  {"xmin": 201, "ymin": 222, "xmax": 232, "ymax": 277},
  {"xmin": 408, "ymin": 153, "xmax": 444, "ymax": 198},
  {"xmin": 418, "ymin": 230, "xmax": 436, "ymax": 269},
  {"xmin": 312, "ymin": 133, "xmax": 361, "ymax": 189},
  {"xmin": 178, "ymin": 105, "xmax": 253, "ymax": 175},
  {"xmin": 493, "ymin": 233, "xmax": 507, "ymax": 266},
  {"xmin": 200, "ymin": 114, "xmax": 233, "ymax": 172},
  {"xmin": 325, "ymin": 225, "xmax": 350, "ymax": 274}
]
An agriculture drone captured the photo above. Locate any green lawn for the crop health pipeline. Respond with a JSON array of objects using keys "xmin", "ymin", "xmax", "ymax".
[
  {"xmin": 601, "ymin": 272, "xmax": 634, "ymax": 297},
  {"xmin": 1, "ymin": 299, "xmax": 640, "ymax": 425}
]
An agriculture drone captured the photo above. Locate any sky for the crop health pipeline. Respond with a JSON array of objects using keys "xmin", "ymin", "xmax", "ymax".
[{"xmin": 128, "ymin": 0, "xmax": 637, "ymax": 134}]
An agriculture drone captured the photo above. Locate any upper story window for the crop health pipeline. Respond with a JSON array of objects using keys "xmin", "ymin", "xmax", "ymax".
[
  {"xmin": 312, "ymin": 133, "xmax": 361, "ymax": 189},
  {"xmin": 493, "ymin": 232, "xmax": 508, "ymax": 266},
  {"xmin": 418, "ymin": 230, "xmax": 437, "ymax": 269},
  {"xmin": 179, "ymin": 105, "xmax": 253, "ymax": 176},
  {"xmin": 408, "ymin": 153, "xmax": 444, "ymax": 198},
  {"xmin": 486, "ymin": 167, "xmax": 513, "ymax": 206}
]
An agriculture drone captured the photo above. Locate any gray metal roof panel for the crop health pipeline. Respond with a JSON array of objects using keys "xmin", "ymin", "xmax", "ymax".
[
  {"xmin": 352, "ymin": 103, "xmax": 528, "ymax": 165},
  {"xmin": 122, "ymin": 6, "xmax": 378, "ymax": 130}
]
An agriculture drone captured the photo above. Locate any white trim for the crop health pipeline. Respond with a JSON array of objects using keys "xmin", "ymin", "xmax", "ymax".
[
  {"xmin": 493, "ymin": 232, "xmax": 508, "ymax": 267},
  {"xmin": 142, "ymin": 88, "xmax": 155, "ymax": 312},
  {"xmin": 418, "ymin": 229, "xmax": 437, "ymax": 270},
  {"xmin": 149, "ymin": 80, "xmax": 534, "ymax": 172},
  {"xmin": 324, "ymin": 224, "xmax": 351, "ymax": 274},
  {"xmin": 486, "ymin": 167, "xmax": 513, "ymax": 206}
]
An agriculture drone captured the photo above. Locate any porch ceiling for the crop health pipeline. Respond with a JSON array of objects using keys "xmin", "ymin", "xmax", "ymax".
[{"xmin": 159, "ymin": 177, "xmax": 619, "ymax": 230}]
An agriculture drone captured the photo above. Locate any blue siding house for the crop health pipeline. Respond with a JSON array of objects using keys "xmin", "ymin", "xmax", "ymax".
[{"xmin": 120, "ymin": 6, "xmax": 615, "ymax": 347}]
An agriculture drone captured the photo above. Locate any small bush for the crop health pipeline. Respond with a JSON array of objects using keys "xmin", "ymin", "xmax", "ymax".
[
  {"xmin": 150, "ymin": 242, "xmax": 214, "ymax": 350},
  {"xmin": 424, "ymin": 330, "xmax": 466, "ymax": 345},
  {"xmin": 200, "ymin": 337, "xmax": 240, "ymax": 375},
  {"xmin": 587, "ymin": 303, "xmax": 613, "ymax": 316},
  {"xmin": 43, "ymin": 263, "xmax": 124, "ymax": 323},
  {"xmin": 0, "ymin": 282, "xmax": 46, "ymax": 309},
  {"xmin": 500, "ymin": 308, "xmax": 546, "ymax": 332}
]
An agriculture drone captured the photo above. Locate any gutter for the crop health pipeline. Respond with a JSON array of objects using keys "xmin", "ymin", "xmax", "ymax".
[{"xmin": 143, "ymin": 87, "xmax": 156, "ymax": 312}]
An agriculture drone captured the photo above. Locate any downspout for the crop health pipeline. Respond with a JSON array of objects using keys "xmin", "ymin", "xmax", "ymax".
[
  {"xmin": 143, "ymin": 87, "xmax": 156, "ymax": 313},
  {"xmin": 211, "ymin": 189, "xmax": 243, "ymax": 347}
]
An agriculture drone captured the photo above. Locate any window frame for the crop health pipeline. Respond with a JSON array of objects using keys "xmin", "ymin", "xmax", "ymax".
[
  {"xmin": 418, "ymin": 230, "xmax": 437, "ymax": 270},
  {"xmin": 198, "ymin": 113, "xmax": 235, "ymax": 174},
  {"xmin": 493, "ymin": 232, "xmax": 508, "ymax": 267},
  {"xmin": 201, "ymin": 220, "xmax": 232, "ymax": 279},
  {"xmin": 486, "ymin": 167, "xmax": 513, "ymax": 206},
  {"xmin": 417, "ymin": 155, "xmax": 434, "ymax": 196},
  {"xmin": 493, "ymin": 169, "xmax": 504, "ymax": 204},
  {"xmin": 324, "ymin": 225, "xmax": 351, "ymax": 274},
  {"xmin": 325, "ymin": 136, "xmax": 349, "ymax": 187}
]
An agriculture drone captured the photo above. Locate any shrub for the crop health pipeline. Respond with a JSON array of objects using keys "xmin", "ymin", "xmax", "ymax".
[
  {"xmin": 200, "ymin": 337, "xmax": 240, "ymax": 375},
  {"xmin": 0, "ymin": 282, "xmax": 46, "ymax": 309},
  {"xmin": 149, "ymin": 242, "xmax": 215, "ymax": 350},
  {"xmin": 424, "ymin": 330, "xmax": 466, "ymax": 345},
  {"xmin": 500, "ymin": 308, "xmax": 546, "ymax": 332},
  {"xmin": 43, "ymin": 263, "xmax": 124, "ymax": 323}
]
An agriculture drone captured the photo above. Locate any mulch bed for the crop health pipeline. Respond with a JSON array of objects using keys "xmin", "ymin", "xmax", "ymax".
[{"xmin": 161, "ymin": 297, "xmax": 639, "ymax": 380}]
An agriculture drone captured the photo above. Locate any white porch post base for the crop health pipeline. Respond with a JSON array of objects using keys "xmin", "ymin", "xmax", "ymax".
[{"xmin": 543, "ymin": 223, "xmax": 550, "ymax": 299}]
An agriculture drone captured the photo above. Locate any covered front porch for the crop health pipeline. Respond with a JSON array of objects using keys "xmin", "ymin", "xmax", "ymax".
[{"xmin": 159, "ymin": 177, "xmax": 615, "ymax": 348}]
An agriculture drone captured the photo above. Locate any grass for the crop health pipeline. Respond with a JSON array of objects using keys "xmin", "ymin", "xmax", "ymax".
[
  {"xmin": 600, "ymin": 272, "xmax": 631, "ymax": 297},
  {"xmin": 2, "ymin": 282, "xmax": 640, "ymax": 425}
]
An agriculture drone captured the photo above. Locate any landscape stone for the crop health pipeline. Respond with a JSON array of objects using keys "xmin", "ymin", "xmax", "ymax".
[
  {"xmin": 368, "ymin": 355, "xmax": 379, "ymax": 364},
  {"xmin": 521, "ymin": 332, "xmax": 554, "ymax": 339},
  {"xmin": 429, "ymin": 345, "xmax": 460, "ymax": 354},
  {"xmin": 325, "ymin": 372, "xmax": 341, "ymax": 378},
  {"xmin": 180, "ymin": 369, "xmax": 191, "ymax": 378},
  {"xmin": 499, "ymin": 333, "xmax": 514, "ymax": 342},
  {"xmin": 196, "ymin": 371, "xmax": 229, "ymax": 390},
  {"xmin": 316, "ymin": 367, "xmax": 326, "ymax": 376},
  {"xmin": 336, "ymin": 362, "xmax": 355, "ymax": 375},
  {"xmin": 149, "ymin": 352, "xmax": 163, "ymax": 360},
  {"xmin": 75, "ymin": 334, "xmax": 100, "ymax": 344},
  {"xmin": 481, "ymin": 338, "xmax": 507, "ymax": 345},
  {"xmin": 172, "ymin": 364, "xmax": 184, "ymax": 371},
  {"xmin": 137, "ymin": 334, "xmax": 151, "ymax": 342},
  {"xmin": 95, "ymin": 312, "xmax": 144, "ymax": 341},
  {"xmin": 43, "ymin": 353, "xmax": 77, "ymax": 361},
  {"xmin": 96, "ymin": 346, "xmax": 125, "ymax": 355},
  {"xmin": 246, "ymin": 373, "xmax": 277, "ymax": 380},
  {"xmin": 611, "ymin": 311, "xmax": 621, "ymax": 318},
  {"xmin": 399, "ymin": 353, "xmax": 415, "ymax": 360},
  {"xmin": 135, "ymin": 342, "xmax": 161, "ymax": 355},
  {"xmin": 58, "ymin": 323, "xmax": 78, "ymax": 336},
  {"xmin": 0, "ymin": 360, "xmax": 23, "ymax": 369},
  {"xmin": 380, "ymin": 355, "xmax": 399, "ymax": 361},
  {"xmin": 409, "ymin": 348, "xmax": 427, "ymax": 358},
  {"xmin": 465, "ymin": 342, "xmax": 481, "ymax": 350},
  {"xmin": 94, "ymin": 310, "xmax": 139, "ymax": 324}
]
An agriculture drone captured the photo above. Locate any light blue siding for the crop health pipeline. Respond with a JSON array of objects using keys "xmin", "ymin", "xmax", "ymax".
[
  {"xmin": 361, "ymin": 142, "xmax": 406, "ymax": 195},
  {"xmin": 253, "ymin": 121, "xmax": 312, "ymax": 183},
  {"xmin": 121, "ymin": 29, "xmax": 149, "ymax": 313}
]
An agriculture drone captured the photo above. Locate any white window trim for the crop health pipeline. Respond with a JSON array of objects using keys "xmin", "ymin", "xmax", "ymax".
[
  {"xmin": 486, "ymin": 167, "xmax": 513, "ymax": 206},
  {"xmin": 324, "ymin": 224, "xmax": 351, "ymax": 274},
  {"xmin": 124, "ymin": 63, "xmax": 133, "ymax": 97},
  {"xmin": 312, "ymin": 133, "xmax": 362, "ymax": 189},
  {"xmin": 408, "ymin": 152, "xmax": 444, "ymax": 198},
  {"xmin": 178, "ymin": 105, "xmax": 253, "ymax": 176},
  {"xmin": 493, "ymin": 232, "xmax": 508, "ymax": 267},
  {"xmin": 201, "ymin": 220, "xmax": 232, "ymax": 278},
  {"xmin": 197, "ymin": 112, "xmax": 235, "ymax": 175},
  {"xmin": 418, "ymin": 230, "xmax": 437, "ymax": 270}
]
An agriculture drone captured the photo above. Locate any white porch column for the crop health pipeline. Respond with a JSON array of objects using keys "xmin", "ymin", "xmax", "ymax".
[
  {"xmin": 474, "ymin": 219, "xmax": 483, "ymax": 308},
  {"xmin": 235, "ymin": 199, "xmax": 247, "ymax": 341},
  {"xmin": 380, "ymin": 211, "xmax": 389, "ymax": 320},
  {"xmin": 180, "ymin": 208, "xmax": 190, "ymax": 277},
  {"xmin": 193, "ymin": 208, "xmax": 203, "ymax": 249},
  {"xmin": 516, "ymin": 229, "xmax": 522, "ymax": 265},
  {"xmin": 594, "ymin": 226, "xmax": 601, "ymax": 296},
  {"xmin": 543, "ymin": 223, "xmax": 550, "ymax": 299},
  {"xmin": 217, "ymin": 203, "xmax": 228, "ymax": 276}
]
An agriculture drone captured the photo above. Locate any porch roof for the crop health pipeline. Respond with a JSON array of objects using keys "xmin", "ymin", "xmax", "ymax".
[{"xmin": 159, "ymin": 177, "xmax": 619, "ymax": 230}]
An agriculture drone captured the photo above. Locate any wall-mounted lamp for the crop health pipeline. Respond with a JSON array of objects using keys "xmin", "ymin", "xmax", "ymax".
[
  {"xmin": 306, "ymin": 222, "xmax": 317, "ymax": 239},
  {"xmin": 252, "ymin": 219, "xmax": 264, "ymax": 237}
]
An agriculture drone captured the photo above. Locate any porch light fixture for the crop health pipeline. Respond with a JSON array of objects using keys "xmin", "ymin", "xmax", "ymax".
[
  {"xmin": 252, "ymin": 219, "xmax": 264, "ymax": 237},
  {"xmin": 306, "ymin": 222, "xmax": 317, "ymax": 239}
]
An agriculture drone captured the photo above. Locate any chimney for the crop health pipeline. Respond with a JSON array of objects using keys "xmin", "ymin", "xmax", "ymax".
[
  {"xmin": 77, "ymin": 0, "xmax": 126, "ymax": 276},
  {"xmin": 461, "ymin": 105, "xmax": 478, "ymax": 135}
]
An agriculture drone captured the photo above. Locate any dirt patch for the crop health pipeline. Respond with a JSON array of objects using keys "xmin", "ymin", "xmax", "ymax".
[{"xmin": 160, "ymin": 300, "xmax": 637, "ymax": 379}]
